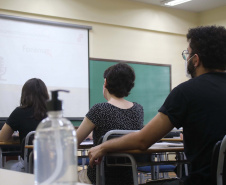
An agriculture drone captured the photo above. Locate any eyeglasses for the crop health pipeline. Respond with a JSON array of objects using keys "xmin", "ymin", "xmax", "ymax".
[{"xmin": 182, "ymin": 50, "xmax": 192, "ymax": 61}]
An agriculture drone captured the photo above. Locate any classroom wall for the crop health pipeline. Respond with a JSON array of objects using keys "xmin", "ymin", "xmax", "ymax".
[
  {"xmin": 1, "ymin": 0, "xmax": 225, "ymax": 126},
  {"xmin": 0, "ymin": 0, "xmax": 200, "ymax": 89},
  {"xmin": 0, "ymin": 0, "xmax": 225, "ymax": 93},
  {"xmin": 199, "ymin": 6, "xmax": 226, "ymax": 27}
]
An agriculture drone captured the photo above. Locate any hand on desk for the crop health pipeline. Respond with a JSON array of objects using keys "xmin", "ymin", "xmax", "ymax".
[{"xmin": 88, "ymin": 145, "xmax": 105, "ymax": 168}]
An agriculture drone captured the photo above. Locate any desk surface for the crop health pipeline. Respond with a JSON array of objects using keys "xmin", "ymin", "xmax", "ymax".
[
  {"xmin": 0, "ymin": 169, "xmax": 88, "ymax": 185},
  {"xmin": 118, "ymin": 142, "xmax": 184, "ymax": 154},
  {"xmin": 25, "ymin": 140, "xmax": 94, "ymax": 149},
  {"xmin": 160, "ymin": 138, "xmax": 183, "ymax": 142},
  {"xmin": 25, "ymin": 138, "xmax": 183, "ymax": 150},
  {"xmin": 0, "ymin": 141, "xmax": 20, "ymax": 146},
  {"xmin": 26, "ymin": 143, "xmax": 184, "ymax": 153}
]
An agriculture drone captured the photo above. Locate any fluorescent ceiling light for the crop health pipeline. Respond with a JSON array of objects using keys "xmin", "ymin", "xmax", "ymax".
[{"xmin": 162, "ymin": 0, "xmax": 192, "ymax": 6}]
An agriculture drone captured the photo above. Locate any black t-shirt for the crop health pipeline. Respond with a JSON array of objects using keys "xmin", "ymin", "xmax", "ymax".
[
  {"xmin": 6, "ymin": 107, "xmax": 43, "ymax": 143},
  {"xmin": 159, "ymin": 72, "xmax": 226, "ymax": 185}
]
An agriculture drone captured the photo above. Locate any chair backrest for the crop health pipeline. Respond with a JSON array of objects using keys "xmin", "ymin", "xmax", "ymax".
[
  {"xmin": 211, "ymin": 135, "xmax": 226, "ymax": 185},
  {"xmin": 96, "ymin": 130, "xmax": 141, "ymax": 185},
  {"xmin": 217, "ymin": 135, "xmax": 226, "ymax": 185},
  {"xmin": 21, "ymin": 131, "xmax": 35, "ymax": 160},
  {"xmin": 22, "ymin": 131, "xmax": 35, "ymax": 173},
  {"xmin": 211, "ymin": 140, "xmax": 222, "ymax": 184},
  {"xmin": 100, "ymin": 130, "xmax": 149, "ymax": 163},
  {"xmin": 97, "ymin": 130, "xmax": 139, "ymax": 147},
  {"xmin": 102, "ymin": 130, "xmax": 139, "ymax": 142}
]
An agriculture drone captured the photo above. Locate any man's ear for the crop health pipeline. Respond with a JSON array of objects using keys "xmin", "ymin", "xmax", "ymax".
[{"xmin": 193, "ymin": 54, "xmax": 200, "ymax": 68}]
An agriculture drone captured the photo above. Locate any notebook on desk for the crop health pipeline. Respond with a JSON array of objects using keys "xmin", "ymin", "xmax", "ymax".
[
  {"xmin": 80, "ymin": 140, "xmax": 93, "ymax": 145},
  {"xmin": 152, "ymin": 142, "xmax": 183, "ymax": 148}
]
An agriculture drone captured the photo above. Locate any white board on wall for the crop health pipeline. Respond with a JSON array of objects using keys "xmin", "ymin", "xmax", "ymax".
[{"xmin": 0, "ymin": 14, "xmax": 91, "ymax": 119}]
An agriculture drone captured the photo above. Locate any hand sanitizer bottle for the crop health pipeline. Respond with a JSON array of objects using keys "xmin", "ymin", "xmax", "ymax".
[{"xmin": 34, "ymin": 90, "xmax": 77, "ymax": 185}]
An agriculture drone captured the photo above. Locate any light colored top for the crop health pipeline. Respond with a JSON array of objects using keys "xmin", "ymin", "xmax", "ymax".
[{"xmin": 0, "ymin": 169, "xmax": 88, "ymax": 185}]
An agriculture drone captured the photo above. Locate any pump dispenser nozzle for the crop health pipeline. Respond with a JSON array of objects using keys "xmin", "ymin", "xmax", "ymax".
[{"xmin": 47, "ymin": 90, "xmax": 69, "ymax": 111}]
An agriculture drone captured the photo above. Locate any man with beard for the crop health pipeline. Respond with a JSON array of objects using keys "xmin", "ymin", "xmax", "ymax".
[{"xmin": 88, "ymin": 25, "xmax": 226, "ymax": 185}]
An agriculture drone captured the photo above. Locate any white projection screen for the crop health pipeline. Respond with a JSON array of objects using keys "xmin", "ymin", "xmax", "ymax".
[{"xmin": 0, "ymin": 14, "xmax": 91, "ymax": 120}]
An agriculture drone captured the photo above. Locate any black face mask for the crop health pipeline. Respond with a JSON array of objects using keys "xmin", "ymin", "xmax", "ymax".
[{"xmin": 187, "ymin": 55, "xmax": 196, "ymax": 78}]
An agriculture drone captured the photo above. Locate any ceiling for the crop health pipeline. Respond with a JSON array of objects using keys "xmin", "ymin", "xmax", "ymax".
[{"xmin": 131, "ymin": 0, "xmax": 226, "ymax": 12}]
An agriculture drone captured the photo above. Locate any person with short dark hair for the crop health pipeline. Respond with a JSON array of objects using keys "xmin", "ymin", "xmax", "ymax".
[
  {"xmin": 103, "ymin": 63, "xmax": 135, "ymax": 98},
  {"xmin": 76, "ymin": 63, "xmax": 144, "ymax": 185},
  {"xmin": 0, "ymin": 78, "xmax": 49, "ymax": 143},
  {"xmin": 88, "ymin": 25, "xmax": 226, "ymax": 185}
]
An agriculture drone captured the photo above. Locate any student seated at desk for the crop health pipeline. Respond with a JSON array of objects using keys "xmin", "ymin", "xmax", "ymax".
[
  {"xmin": 88, "ymin": 26, "xmax": 226, "ymax": 185},
  {"xmin": 76, "ymin": 63, "xmax": 144, "ymax": 185},
  {"xmin": 0, "ymin": 78, "xmax": 49, "ymax": 170}
]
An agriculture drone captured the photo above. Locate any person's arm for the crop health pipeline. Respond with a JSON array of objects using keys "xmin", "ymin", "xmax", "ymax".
[
  {"xmin": 0, "ymin": 123, "xmax": 14, "ymax": 141},
  {"xmin": 88, "ymin": 112, "xmax": 174, "ymax": 167},
  {"xmin": 76, "ymin": 117, "xmax": 95, "ymax": 146}
]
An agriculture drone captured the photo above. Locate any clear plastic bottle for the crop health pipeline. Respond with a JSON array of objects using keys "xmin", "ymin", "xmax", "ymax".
[{"xmin": 34, "ymin": 90, "xmax": 77, "ymax": 185}]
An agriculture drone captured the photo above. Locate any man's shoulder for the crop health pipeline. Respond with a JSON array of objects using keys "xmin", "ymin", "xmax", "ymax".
[
  {"xmin": 176, "ymin": 72, "xmax": 226, "ymax": 89},
  {"xmin": 173, "ymin": 79, "xmax": 192, "ymax": 92},
  {"xmin": 175, "ymin": 75, "xmax": 206, "ymax": 90}
]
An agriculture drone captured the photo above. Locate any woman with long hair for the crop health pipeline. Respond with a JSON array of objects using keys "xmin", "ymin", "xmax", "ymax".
[{"xmin": 0, "ymin": 78, "xmax": 49, "ymax": 143}]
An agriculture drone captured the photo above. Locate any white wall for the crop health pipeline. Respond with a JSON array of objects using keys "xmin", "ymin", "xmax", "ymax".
[{"xmin": 199, "ymin": 6, "xmax": 226, "ymax": 27}]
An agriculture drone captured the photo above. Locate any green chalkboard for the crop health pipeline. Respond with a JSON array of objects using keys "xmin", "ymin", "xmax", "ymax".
[{"xmin": 89, "ymin": 58, "xmax": 171, "ymax": 125}]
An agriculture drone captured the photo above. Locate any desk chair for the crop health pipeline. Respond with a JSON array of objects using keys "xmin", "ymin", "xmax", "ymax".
[
  {"xmin": 217, "ymin": 135, "xmax": 226, "ymax": 185},
  {"xmin": 96, "ymin": 130, "xmax": 144, "ymax": 185},
  {"xmin": 78, "ymin": 149, "xmax": 89, "ymax": 170},
  {"xmin": 23, "ymin": 131, "xmax": 35, "ymax": 173},
  {"xmin": 164, "ymin": 131, "xmax": 180, "ymax": 138},
  {"xmin": 0, "ymin": 134, "xmax": 21, "ymax": 168},
  {"xmin": 78, "ymin": 138, "xmax": 92, "ymax": 170},
  {"xmin": 138, "ymin": 163, "xmax": 176, "ymax": 180},
  {"xmin": 78, "ymin": 157, "xmax": 89, "ymax": 169},
  {"xmin": 0, "ymin": 145, "xmax": 21, "ymax": 168},
  {"xmin": 211, "ymin": 135, "xmax": 226, "ymax": 185}
]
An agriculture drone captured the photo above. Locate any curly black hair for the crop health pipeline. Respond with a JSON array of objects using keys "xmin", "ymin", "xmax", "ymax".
[
  {"xmin": 187, "ymin": 25, "xmax": 226, "ymax": 70},
  {"xmin": 103, "ymin": 63, "xmax": 135, "ymax": 98}
]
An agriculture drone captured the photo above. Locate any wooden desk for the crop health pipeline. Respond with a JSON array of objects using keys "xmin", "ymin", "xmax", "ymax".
[
  {"xmin": 25, "ymin": 138, "xmax": 182, "ymax": 150},
  {"xmin": 24, "ymin": 140, "xmax": 94, "ymax": 172},
  {"xmin": 0, "ymin": 169, "xmax": 89, "ymax": 185},
  {"xmin": 24, "ymin": 145, "xmax": 33, "ymax": 149},
  {"xmin": 0, "ymin": 141, "xmax": 20, "ymax": 146},
  {"xmin": 120, "ymin": 142, "xmax": 184, "ymax": 154},
  {"xmin": 25, "ymin": 140, "xmax": 94, "ymax": 150},
  {"xmin": 160, "ymin": 138, "xmax": 183, "ymax": 142},
  {"xmin": 106, "ymin": 143, "xmax": 185, "ymax": 167},
  {"xmin": 97, "ymin": 143, "xmax": 186, "ymax": 185},
  {"xmin": 0, "ymin": 141, "xmax": 21, "ymax": 168}
]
